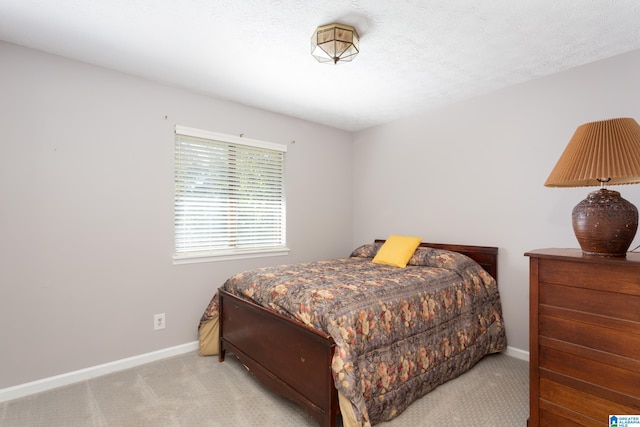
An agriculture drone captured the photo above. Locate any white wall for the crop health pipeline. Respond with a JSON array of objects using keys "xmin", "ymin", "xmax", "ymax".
[
  {"xmin": 352, "ymin": 48, "xmax": 640, "ymax": 352},
  {"xmin": 4, "ymin": 38, "xmax": 640, "ymax": 390},
  {"xmin": 0, "ymin": 42, "xmax": 354, "ymax": 389}
]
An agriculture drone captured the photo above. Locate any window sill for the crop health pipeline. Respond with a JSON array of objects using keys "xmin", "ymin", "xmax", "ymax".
[{"xmin": 173, "ymin": 247, "xmax": 290, "ymax": 265}]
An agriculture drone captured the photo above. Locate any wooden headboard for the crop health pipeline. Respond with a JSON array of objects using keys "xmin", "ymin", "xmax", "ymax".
[{"xmin": 374, "ymin": 239, "xmax": 499, "ymax": 283}]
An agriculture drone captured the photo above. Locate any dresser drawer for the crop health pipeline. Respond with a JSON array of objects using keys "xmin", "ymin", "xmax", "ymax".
[
  {"xmin": 539, "ymin": 378, "xmax": 638, "ymax": 425},
  {"xmin": 539, "ymin": 346, "xmax": 640, "ymax": 401},
  {"xmin": 539, "ymin": 282, "xmax": 640, "ymax": 323},
  {"xmin": 541, "ymin": 311, "xmax": 639, "ymax": 354},
  {"xmin": 538, "ymin": 258, "xmax": 640, "ymax": 293}
]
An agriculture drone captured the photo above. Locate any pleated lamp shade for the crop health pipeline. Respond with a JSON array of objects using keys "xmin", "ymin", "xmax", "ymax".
[
  {"xmin": 545, "ymin": 118, "xmax": 640, "ymax": 257},
  {"xmin": 545, "ymin": 118, "xmax": 640, "ymax": 187}
]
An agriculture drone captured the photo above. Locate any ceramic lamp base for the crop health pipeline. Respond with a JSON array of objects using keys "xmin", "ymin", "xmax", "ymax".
[{"xmin": 572, "ymin": 188, "xmax": 638, "ymax": 257}]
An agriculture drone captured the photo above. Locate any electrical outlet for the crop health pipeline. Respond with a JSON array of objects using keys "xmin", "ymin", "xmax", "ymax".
[{"xmin": 154, "ymin": 313, "xmax": 166, "ymax": 330}]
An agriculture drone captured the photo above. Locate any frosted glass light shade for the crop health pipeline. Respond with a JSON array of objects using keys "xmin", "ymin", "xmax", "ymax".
[{"xmin": 311, "ymin": 23, "xmax": 359, "ymax": 64}]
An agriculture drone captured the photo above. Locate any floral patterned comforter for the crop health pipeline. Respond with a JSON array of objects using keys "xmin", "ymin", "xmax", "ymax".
[{"xmin": 199, "ymin": 243, "xmax": 506, "ymax": 426}]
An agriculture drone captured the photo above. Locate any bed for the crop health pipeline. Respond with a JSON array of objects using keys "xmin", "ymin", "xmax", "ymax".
[{"xmin": 198, "ymin": 239, "xmax": 506, "ymax": 427}]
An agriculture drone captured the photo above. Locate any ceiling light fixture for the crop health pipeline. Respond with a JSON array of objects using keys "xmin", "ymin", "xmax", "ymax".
[{"xmin": 311, "ymin": 23, "xmax": 359, "ymax": 64}]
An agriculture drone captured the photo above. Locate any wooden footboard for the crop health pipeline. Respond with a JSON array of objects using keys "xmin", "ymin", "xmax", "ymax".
[
  {"xmin": 218, "ymin": 289, "xmax": 339, "ymax": 427},
  {"xmin": 218, "ymin": 242, "xmax": 498, "ymax": 427}
]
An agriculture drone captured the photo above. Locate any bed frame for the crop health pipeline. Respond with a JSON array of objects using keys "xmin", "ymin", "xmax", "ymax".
[{"xmin": 218, "ymin": 242, "xmax": 498, "ymax": 427}]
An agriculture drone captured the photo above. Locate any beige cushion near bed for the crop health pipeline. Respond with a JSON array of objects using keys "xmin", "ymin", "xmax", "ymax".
[
  {"xmin": 339, "ymin": 390, "xmax": 370, "ymax": 427},
  {"xmin": 198, "ymin": 317, "xmax": 220, "ymax": 356}
]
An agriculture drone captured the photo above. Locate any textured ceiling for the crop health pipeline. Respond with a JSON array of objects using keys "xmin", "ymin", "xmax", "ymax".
[{"xmin": 1, "ymin": 0, "xmax": 640, "ymax": 131}]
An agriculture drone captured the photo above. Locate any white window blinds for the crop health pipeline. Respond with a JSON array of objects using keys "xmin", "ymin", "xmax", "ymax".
[{"xmin": 174, "ymin": 126, "xmax": 287, "ymax": 262}]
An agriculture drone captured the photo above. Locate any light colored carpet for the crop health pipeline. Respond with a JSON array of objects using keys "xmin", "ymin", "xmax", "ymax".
[{"xmin": 0, "ymin": 351, "xmax": 529, "ymax": 426}]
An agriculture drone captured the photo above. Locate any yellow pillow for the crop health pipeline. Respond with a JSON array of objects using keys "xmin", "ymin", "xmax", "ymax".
[{"xmin": 372, "ymin": 234, "xmax": 422, "ymax": 268}]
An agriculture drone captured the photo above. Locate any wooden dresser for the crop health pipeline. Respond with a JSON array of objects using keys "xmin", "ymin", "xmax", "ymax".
[{"xmin": 526, "ymin": 248, "xmax": 640, "ymax": 426}]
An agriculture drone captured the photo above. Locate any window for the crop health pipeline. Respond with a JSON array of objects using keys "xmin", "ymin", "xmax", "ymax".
[{"xmin": 174, "ymin": 125, "xmax": 288, "ymax": 263}]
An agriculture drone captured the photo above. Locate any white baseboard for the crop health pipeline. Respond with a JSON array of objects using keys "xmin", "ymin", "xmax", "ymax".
[
  {"xmin": 505, "ymin": 345, "xmax": 529, "ymax": 362},
  {"xmin": 0, "ymin": 341, "xmax": 199, "ymax": 403}
]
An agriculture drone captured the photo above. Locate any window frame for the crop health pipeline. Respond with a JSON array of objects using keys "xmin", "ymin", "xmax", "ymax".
[{"xmin": 173, "ymin": 125, "xmax": 289, "ymax": 264}]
